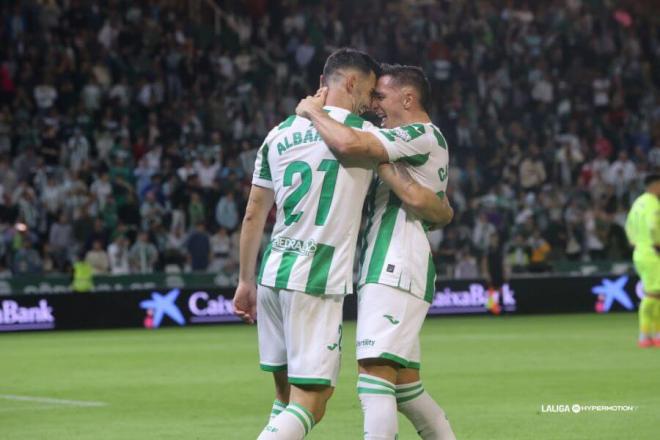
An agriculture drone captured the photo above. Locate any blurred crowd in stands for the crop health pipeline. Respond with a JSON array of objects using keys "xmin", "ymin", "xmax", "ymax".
[{"xmin": 0, "ymin": 0, "xmax": 659, "ymax": 278}]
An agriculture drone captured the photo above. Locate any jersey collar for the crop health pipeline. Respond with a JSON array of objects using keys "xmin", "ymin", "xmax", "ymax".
[{"xmin": 322, "ymin": 105, "xmax": 352, "ymax": 116}]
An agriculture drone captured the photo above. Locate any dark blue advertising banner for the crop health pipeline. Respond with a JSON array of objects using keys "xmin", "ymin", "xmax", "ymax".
[
  {"xmin": 428, "ymin": 274, "xmax": 642, "ymax": 316},
  {"xmin": 0, "ymin": 288, "xmax": 240, "ymax": 332},
  {"xmin": 0, "ymin": 275, "xmax": 643, "ymax": 333}
]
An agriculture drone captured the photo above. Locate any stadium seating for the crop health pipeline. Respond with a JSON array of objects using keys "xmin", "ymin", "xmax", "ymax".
[{"xmin": 0, "ymin": 0, "xmax": 658, "ymax": 278}]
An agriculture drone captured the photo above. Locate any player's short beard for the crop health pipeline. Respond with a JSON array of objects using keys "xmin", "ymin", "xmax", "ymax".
[
  {"xmin": 360, "ymin": 111, "xmax": 382, "ymax": 126},
  {"xmin": 350, "ymin": 87, "xmax": 368, "ymax": 115},
  {"xmin": 349, "ymin": 93, "xmax": 361, "ymax": 115}
]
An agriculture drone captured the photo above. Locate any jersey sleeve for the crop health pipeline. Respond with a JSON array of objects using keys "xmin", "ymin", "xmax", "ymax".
[
  {"xmin": 650, "ymin": 202, "xmax": 660, "ymax": 245},
  {"xmin": 252, "ymin": 140, "xmax": 273, "ymax": 189},
  {"xmin": 369, "ymin": 124, "xmax": 442, "ymax": 163}
]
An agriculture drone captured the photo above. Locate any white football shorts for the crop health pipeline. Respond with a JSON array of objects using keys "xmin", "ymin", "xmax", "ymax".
[
  {"xmin": 257, "ymin": 285, "xmax": 344, "ymax": 387},
  {"xmin": 356, "ymin": 283, "xmax": 430, "ymax": 369}
]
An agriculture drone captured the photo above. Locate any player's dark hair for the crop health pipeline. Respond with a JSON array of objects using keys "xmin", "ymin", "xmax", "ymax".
[
  {"xmin": 380, "ymin": 64, "xmax": 432, "ymax": 113},
  {"xmin": 322, "ymin": 48, "xmax": 382, "ymax": 82},
  {"xmin": 644, "ymin": 173, "xmax": 660, "ymax": 186}
]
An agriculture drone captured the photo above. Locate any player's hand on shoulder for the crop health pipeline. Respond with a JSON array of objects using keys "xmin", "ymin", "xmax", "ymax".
[
  {"xmin": 295, "ymin": 87, "xmax": 328, "ymax": 119},
  {"xmin": 438, "ymin": 196, "xmax": 454, "ymax": 227},
  {"xmin": 233, "ymin": 281, "xmax": 257, "ymax": 324},
  {"xmin": 377, "ymin": 161, "xmax": 412, "ymax": 182},
  {"xmin": 428, "ymin": 196, "xmax": 454, "ymax": 229}
]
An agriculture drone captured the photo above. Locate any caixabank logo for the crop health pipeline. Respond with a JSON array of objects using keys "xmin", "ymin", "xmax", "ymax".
[
  {"xmin": 0, "ymin": 299, "xmax": 55, "ymax": 331},
  {"xmin": 187, "ymin": 291, "xmax": 241, "ymax": 324},
  {"xmin": 140, "ymin": 289, "xmax": 186, "ymax": 328},
  {"xmin": 592, "ymin": 275, "xmax": 643, "ymax": 313},
  {"xmin": 428, "ymin": 283, "xmax": 517, "ymax": 315},
  {"xmin": 139, "ymin": 289, "xmax": 240, "ymax": 328}
]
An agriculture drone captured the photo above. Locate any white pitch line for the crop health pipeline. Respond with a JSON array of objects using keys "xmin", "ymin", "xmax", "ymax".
[
  {"xmin": 0, "ymin": 405, "xmax": 68, "ymax": 413},
  {"xmin": 0, "ymin": 394, "xmax": 107, "ymax": 408}
]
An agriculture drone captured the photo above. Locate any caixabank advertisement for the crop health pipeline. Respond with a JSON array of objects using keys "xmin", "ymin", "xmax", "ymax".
[{"xmin": 0, "ymin": 275, "xmax": 644, "ymax": 332}]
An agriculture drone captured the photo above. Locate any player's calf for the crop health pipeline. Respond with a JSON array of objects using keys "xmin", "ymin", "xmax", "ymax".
[
  {"xmin": 358, "ymin": 359, "xmax": 399, "ymax": 439},
  {"xmin": 269, "ymin": 370, "xmax": 290, "ymax": 420},
  {"xmin": 258, "ymin": 384, "xmax": 333, "ymax": 439},
  {"xmin": 395, "ymin": 369, "xmax": 455, "ymax": 440},
  {"xmin": 396, "ymin": 380, "xmax": 456, "ymax": 440}
]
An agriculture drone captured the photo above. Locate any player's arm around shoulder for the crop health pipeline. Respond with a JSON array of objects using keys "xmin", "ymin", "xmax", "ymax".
[
  {"xmin": 234, "ymin": 184, "xmax": 275, "ymax": 324},
  {"xmin": 296, "ymin": 88, "xmax": 389, "ymax": 163},
  {"xmin": 377, "ymin": 161, "xmax": 453, "ymax": 227}
]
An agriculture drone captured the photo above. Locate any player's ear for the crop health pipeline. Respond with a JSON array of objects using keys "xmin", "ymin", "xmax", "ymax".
[
  {"xmin": 401, "ymin": 87, "xmax": 414, "ymax": 109},
  {"xmin": 345, "ymin": 73, "xmax": 356, "ymax": 94},
  {"xmin": 403, "ymin": 93, "xmax": 413, "ymax": 109},
  {"xmin": 319, "ymin": 75, "xmax": 325, "ymax": 87}
]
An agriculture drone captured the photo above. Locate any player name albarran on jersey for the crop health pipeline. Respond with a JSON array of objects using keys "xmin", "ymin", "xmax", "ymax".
[
  {"xmin": 276, "ymin": 128, "xmax": 322, "ymax": 155},
  {"xmin": 271, "ymin": 237, "xmax": 318, "ymax": 256}
]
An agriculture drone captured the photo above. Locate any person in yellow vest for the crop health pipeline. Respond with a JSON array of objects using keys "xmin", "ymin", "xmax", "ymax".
[{"xmin": 72, "ymin": 251, "xmax": 95, "ymax": 292}]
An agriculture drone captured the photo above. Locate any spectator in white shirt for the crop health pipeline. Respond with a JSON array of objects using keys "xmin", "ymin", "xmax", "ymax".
[
  {"xmin": 65, "ymin": 128, "xmax": 90, "ymax": 172},
  {"xmin": 98, "ymin": 17, "xmax": 120, "ymax": 49},
  {"xmin": 128, "ymin": 232, "xmax": 158, "ymax": 273},
  {"xmin": 209, "ymin": 227, "xmax": 232, "ymax": 272},
  {"xmin": 238, "ymin": 140, "xmax": 257, "ymax": 177},
  {"xmin": 107, "ymin": 235, "xmax": 130, "ymax": 274},
  {"xmin": 194, "ymin": 155, "xmax": 220, "ymax": 189},
  {"xmin": 555, "ymin": 136, "xmax": 584, "ymax": 187},
  {"xmin": 606, "ymin": 150, "xmax": 636, "ymax": 187},
  {"xmin": 90, "ymin": 172, "xmax": 113, "ymax": 209},
  {"xmin": 33, "ymin": 78, "xmax": 57, "ymax": 110},
  {"xmin": 531, "ymin": 72, "xmax": 553, "ymax": 104},
  {"xmin": 472, "ymin": 212, "xmax": 497, "ymax": 254},
  {"xmin": 81, "ymin": 77, "xmax": 102, "ymax": 111}
]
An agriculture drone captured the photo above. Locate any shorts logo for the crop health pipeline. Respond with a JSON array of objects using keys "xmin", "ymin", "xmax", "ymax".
[
  {"xmin": 327, "ymin": 325, "xmax": 342, "ymax": 351},
  {"xmin": 272, "ymin": 237, "xmax": 317, "ymax": 256},
  {"xmin": 386, "ymin": 264, "xmax": 395, "ymax": 273},
  {"xmin": 383, "ymin": 314, "xmax": 400, "ymax": 325},
  {"xmin": 357, "ymin": 338, "xmax": 376, "ymax": 347}
]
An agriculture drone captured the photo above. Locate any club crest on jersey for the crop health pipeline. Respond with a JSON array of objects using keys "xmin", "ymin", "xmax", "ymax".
[
  {"xmin": 272, "ymin": 237, "xmax": 318, "ymax": 256},
  {"xmin": 390, "ymin": 127, "xmax": 413, "ymax": 142}
]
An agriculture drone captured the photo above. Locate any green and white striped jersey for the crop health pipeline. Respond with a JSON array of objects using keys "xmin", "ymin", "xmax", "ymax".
[
  {"xmin": 358, "ymin": 123, "xmax": 449, "ymax": 302},
  {"xmin": 252, "ymin": 106, "xmax": 374, "ymax": 295}
]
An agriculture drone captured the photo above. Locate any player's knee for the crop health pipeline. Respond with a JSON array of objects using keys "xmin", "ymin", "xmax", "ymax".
[
  {"xmin": 396, "ymin": 367, "xmax": 421, "ymax": 385},
  {"xmin": 290, "ymin": 384, "xmax": 334, "ymax": 423},
  {"xmin": 358, "ymin": 358, "xmax": 400, "ymax": 383}
]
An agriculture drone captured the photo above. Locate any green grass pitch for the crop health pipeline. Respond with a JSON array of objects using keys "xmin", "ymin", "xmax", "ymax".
[{"xmin": 1, "ymin": 313, "xmax": 658, "ymax": 439}]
